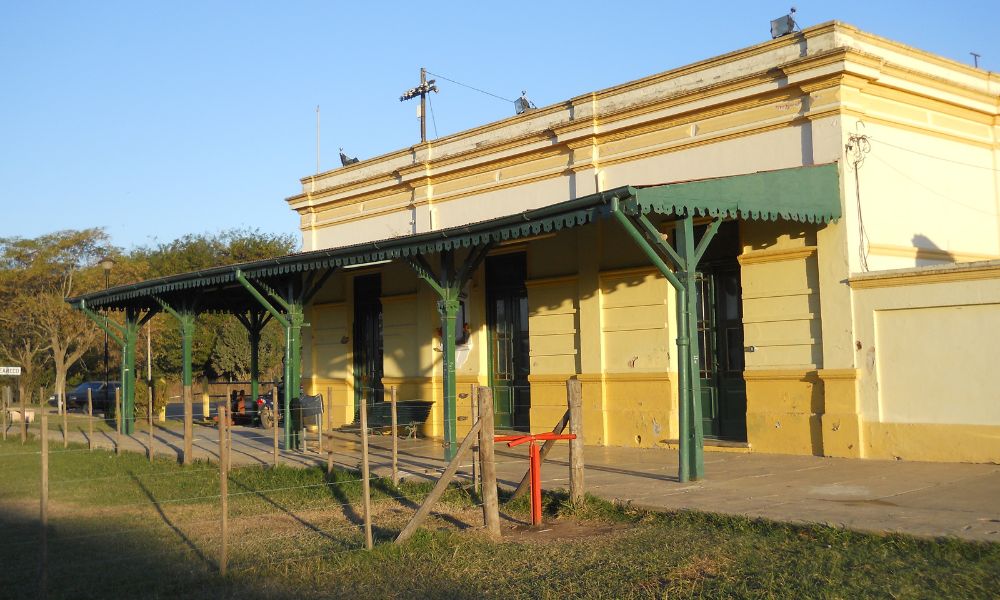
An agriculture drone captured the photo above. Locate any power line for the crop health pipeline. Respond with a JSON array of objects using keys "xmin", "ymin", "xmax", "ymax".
[
  {"xmin": 426, "ymin": 71, "xmax": 516, "ymax": 103},
  {"xmin": 870, "ymin": 154, "xmax": 999, "ymax": 216},
  {"xmin": 428, "ymin": 93, "xmax": 439, "ymax": 139},
  {"xmin": 868, "ymin": 135, "xmax": 1000, "ymax": 173}
]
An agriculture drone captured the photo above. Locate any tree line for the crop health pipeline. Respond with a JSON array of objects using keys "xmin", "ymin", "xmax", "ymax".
[{"xmin": 0, "ymin": 228, "xmax": 296, "ymax": 406}]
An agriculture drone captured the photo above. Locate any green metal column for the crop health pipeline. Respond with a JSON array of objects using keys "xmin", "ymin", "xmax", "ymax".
[
  {"xmin": 235, "ymin": 270, "xmax": 295, "ymax": 450},
  {"xmin": 439, "ymin": 294, "xmax": 460, "ymax": 461},
  {"xmin": 153, "ymin": 297, "xmax": 196, "ymax": 464},
  {"xmin": 407, "ymin": 246, "xmax": 491, "ymax": 463},
  {"xmin": 249, "ymin": 321, "xmax": 260, "ymax": 405},
  {"xmin": 675, "ymin": 288, "xmax": 692, "ymax": 482},
  {"xmin": 675, "ymin": 216, "xmax": 704, "ymax": 480},
  {"xmin": 609, "ymin": 199, "xmax": 722, "ymax": 482},
  {"xmin": 76, "ymin": 301, "xmax": 125, "ymax": 425},
  {"xmin": 287, "ymin": 306, "xmax": 303, "ymax": 450},
  {"xmin": 122, "ymin": 309, "xmax": 139, "ymax": 435}
]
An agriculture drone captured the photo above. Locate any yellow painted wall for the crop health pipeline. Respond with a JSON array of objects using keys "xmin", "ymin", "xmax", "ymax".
[
  {"xmin": 850, "ymin": 262, "xmax": 1000, "ymax": 462},
  {"xmin": 737, "ymin": 221, "xmax": 825, "ymax": 455},
  {"xmin": 291, "ymin": 21, "xmax": 1000, "ymax": 464}
]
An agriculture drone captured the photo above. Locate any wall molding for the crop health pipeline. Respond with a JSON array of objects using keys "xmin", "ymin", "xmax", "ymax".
[
  {"xmin": 849, "ymin": 260, "xmax": 1000, "ymax": 289},
  {"xmin": 742, "ymin": 369, "xmax": 819, "ymax": 382},
  {"xmin": 738, "ymin": 245, "xmax": 817, "ymax": 266},
  {"xmin": 817, "ymin": 368, "xmax": 858, "ymax": 381},
  {"xmin": 867, "ymin": 243, "xmax": 999, "ymax": 264}
]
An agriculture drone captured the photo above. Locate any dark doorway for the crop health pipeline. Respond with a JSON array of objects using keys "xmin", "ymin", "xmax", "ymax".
[
  {"xmin": 694, "ymin": 222, "xmax": 747, "ymax": 441},
  {"xmin": 353, "ymin": 274, "xmax": 383, "ymax": 418},
  {"xmin": 486, "ymin": 253, "xmax": 531, "ymax": 431}
]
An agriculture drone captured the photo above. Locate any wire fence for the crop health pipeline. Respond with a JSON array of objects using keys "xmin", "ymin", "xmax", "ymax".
[{"xmin": 0, "ymin": 381, "xmax": 591, "ymax": 599}]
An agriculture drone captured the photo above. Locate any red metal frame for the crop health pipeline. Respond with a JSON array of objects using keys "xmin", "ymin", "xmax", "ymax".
[{"xmin": 495, "ymin": 432, "xmax": 577, "ymax": 526}]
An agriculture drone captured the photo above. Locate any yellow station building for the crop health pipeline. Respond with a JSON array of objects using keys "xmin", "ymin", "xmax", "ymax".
[
  {"xmin": 288, "ymin": 22, "xmax": 1000, "ymax": 464},
  {"xmin": 74, "ymin": 22, "xmax": 1000, "ymax": 469}
]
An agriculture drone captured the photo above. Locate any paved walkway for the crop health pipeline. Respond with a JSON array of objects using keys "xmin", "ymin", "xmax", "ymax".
[{"xmin": 26, "ymin": 409, "xmax": 1000, "ymax": 543}]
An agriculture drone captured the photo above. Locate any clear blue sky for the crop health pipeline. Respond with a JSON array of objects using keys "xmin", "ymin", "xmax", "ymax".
[{"xmin": 3, "ymin": 1, "xmax": 998, "ymax": 250}]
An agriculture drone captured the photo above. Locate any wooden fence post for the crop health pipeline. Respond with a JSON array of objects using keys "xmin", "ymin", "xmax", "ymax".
[
  {"xmin": 317, "ymin": 401, "xmax": 324, "ymax": 456},
  {"xmin": 395, "ymin": 419, "xmax": 483, "ymax": 544},
  {"xmin": 390, "ymin": 386, "xmax": 399, "ymax": 486},
  {"xmin": 218, "ymin": 403, "xmax": 228, "ymax": 575},
  {"xmin": 148, "ymin": 396, "xmax": 154, "ymax": 462},
  {"xmin": 272, "ymin": 390, "xmax": 279, "ymax": 468},
  {"xmin": 87, "ymin": 388, "xmax": 93, "ymax": 451},
  {"xmin": 359, "ymin": 394, "xmax": 373, "ymax": 550},
  {"xmin": 325, "ymin": 385, "xmax": 333, "ymax": 431},
  {"xmin": 567, "ymin": 378, "xmax": 585, "ymax": 505},
  {"xmin": 40, "ymin": 403, "xmax": 48, "ymax": 599},
  {"xmin": 21, "ymin": 386, "xmax": 28, "ymax": 443},
  {"xmin": 115, "ymin": 388, "xmax": 122, "ymax": 456},
  {"xmin": 477, "ymin": 386, "xmax": 500, "ymax": 538},
  {"xmin": 2, "ymin": 386, "xmax": 8, "ymax": 441}
]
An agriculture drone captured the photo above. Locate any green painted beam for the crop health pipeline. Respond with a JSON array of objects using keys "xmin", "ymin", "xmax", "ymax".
[{"xmin": 78, "ymin": 301, "xmax": 125, "ymax": 347}]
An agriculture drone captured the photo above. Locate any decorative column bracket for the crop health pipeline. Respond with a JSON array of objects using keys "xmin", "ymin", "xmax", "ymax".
[
  {"xmin": 235, "ymin": 268, "xmax": 334, "ymax": 451},
  {"xmin": 78, "ymin": 300, "xmax": 156, "ymax": 434},
  {"xmin": 610, "ymin": 197, "xmax": 721, "ymax": 482},
  {"xmin": 406, "ymin": 244, "xmax": 492, "ymax": 461},
  {"xmin": 234, "ymin": 309, "xmax": 272, "ymax": 406},
  {"xmin": 153, "ymin": 295, "xmax": 198, "ymax": 463}
]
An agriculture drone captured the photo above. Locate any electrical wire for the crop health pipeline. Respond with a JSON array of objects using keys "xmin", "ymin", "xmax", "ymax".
[
  {"xmin": 428, "ymin": 93, "xmax": 439, "ymax": 139},
  {"xmin": 426, "ymin": 71, "xmax": 516, "ymax": 103},
  {"xmin": 867, "ymin": 135, "xmax": 1000, "ymax": 173}
]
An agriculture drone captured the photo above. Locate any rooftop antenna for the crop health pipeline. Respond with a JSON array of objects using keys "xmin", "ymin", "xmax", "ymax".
[
  {"xmin": 770, "ymin": 7, "xmax": 798, "ymax": 39},
  {"xmin": 399, "ymin": 67, "xmax": 439, "ymax": 143},
  {"xmin": 970, "ymin": 52, "xmax": 981, "ymax": 68},
  {"xmin": 514, "ymin": 91, "xmax": 537, "ymax": 115},
  {"xmin": 315, "ymin": 105, "xmax": 320, "ymax": 174}
]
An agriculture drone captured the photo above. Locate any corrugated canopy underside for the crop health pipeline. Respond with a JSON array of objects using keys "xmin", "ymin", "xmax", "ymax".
[{"xmin": 71, "ymin": 164, "xmax": 840, "ymax": 310}]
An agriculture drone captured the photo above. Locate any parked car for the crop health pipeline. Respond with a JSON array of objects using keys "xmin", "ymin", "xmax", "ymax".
[{"xmin": 66, "ymin": 381, "xmax": 121, "ymax": 412}]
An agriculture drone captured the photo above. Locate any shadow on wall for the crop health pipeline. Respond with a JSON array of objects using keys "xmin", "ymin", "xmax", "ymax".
[{"xmin": 912, "ymin": 234, "xmax": 956, "ymax": 266}]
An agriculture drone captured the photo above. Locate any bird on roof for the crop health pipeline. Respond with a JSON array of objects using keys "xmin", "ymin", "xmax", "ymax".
[{"xmin": 340, "ymin": 147, "xmax": 360, "ymax": 166}]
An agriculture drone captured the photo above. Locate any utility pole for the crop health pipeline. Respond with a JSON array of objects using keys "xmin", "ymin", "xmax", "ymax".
[{"xmin": 400, "ymin": 67, "xmax": 438, "ymax": 143}]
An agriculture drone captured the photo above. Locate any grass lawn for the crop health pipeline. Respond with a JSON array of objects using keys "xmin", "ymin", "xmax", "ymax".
[{"xmin": 1, "ymin": 437, "xmax": 998, "ymax": 599}]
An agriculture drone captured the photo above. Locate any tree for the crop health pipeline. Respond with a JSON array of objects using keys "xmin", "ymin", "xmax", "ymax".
[
  {"xmin": 0, "ymin": 294, "xmax": 49, "ymax": 403},
  {"xmin": 210, "ymin": 318, "xmax": 284, "ymax": 382},
  {"xmin": 0, "ymin": 230, "xmax": 117, "ymax": 401},
  {"xmin": 135, "ymin": 227, "xmax": 297, "ymax": 383}
]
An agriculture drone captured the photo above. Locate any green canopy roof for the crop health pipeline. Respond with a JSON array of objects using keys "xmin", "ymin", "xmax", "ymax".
[{"xmin": 70, "ymin": 163, "xmax": 840, "ymax": 310}]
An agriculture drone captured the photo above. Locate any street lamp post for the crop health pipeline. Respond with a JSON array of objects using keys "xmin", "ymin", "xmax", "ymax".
[{"xmin": 99, "ymin": 257, "xmax": 115, "ymax": 414}]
